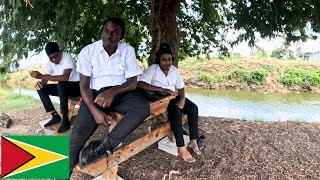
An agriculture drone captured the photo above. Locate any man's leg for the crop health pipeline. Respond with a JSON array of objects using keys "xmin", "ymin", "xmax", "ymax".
[
  {"xmin": 37, "ymin": 84, "xmax": 61, "ymax": 127},
  {"xmin": 105, "ymin": 91, "xmax": 150, "ymax": 148},
  {"xmin": 79, "ymin": 91, "xmax": 150, "ymax": 166},
  {"xmin": 56, "ymin": 81, "xmax": 72, "ymax": 133},
  {"xmin": 69, "ymin": 100, "xmax": 99, "ymax": 176}
]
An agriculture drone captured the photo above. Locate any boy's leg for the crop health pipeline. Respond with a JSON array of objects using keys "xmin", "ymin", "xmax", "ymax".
[
  {"xmin": 106, "ymin": 91, "xmax": 150, "ymax": 148},
  {"xmin": 78, "ymin": 91, "xmax": 150, "ymax": 166},
  {"xmin": 69, "ymin": 100, "xmax": 99, "ymax": 176},
  {"xmin": 37, "ymin": 84, "xmax": 58, "ymax": 112},
  {"xmin": 37, "ymin": 84, "xmax": 62, "ymax": 126},
  {"xmin": 56, "ymin": 81, "xmax": 73, "ymax": 132}
]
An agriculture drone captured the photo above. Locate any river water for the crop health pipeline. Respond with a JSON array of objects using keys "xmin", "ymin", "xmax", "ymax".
[{"xmin": 7, "ymin": 87, "xmax": 320, "ymax": 122}]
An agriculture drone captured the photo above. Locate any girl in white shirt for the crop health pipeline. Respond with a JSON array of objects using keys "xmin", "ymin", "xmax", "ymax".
[{"xmin": 138, "ymin": 43, "xmax": 201, "ymax": 163}]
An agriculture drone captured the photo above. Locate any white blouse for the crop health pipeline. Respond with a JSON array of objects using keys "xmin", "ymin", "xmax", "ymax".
[{"xmin": 139, "ymin": 64, "xmax": 184, "ymax": 92}]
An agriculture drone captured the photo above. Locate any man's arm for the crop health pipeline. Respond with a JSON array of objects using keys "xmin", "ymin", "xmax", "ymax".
[
  {"xmin": 176, "ymin": 88, "xmax": 186, "ymax": 109},
  {"xmin": 137, "ymin": 81, "xmax": 163, "ymax": 92},
  {"xmin": 79, "ymin": 74, "xmax": 96, "ymax": 111},
  {"xmin": 108, "ymin": 76, "xmax": 137, "ymax": 96},
  {"xmin": 80, "ymin": 74, "xmax": 111, "ymax": 126},
  {"xmin": 30, "ymin": 69, "xmax": 71, "ymax": 82}
]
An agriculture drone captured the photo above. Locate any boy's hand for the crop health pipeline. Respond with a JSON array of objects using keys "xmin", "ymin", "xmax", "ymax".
[
  {"xmin": 29, "ymin": 70, "xmax": 43, "ymax": 79},
  {"xmin": 34, "ymin": 81, "xmax": 43, "ymax": 90}
]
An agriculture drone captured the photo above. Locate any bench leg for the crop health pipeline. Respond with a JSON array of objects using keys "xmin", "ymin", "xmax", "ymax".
[
  {"xmin": 102, "ymin": 165, "xmax": 118, "ymax": 180},
  {"xmin": 68, "ymin": 101, "xmax": 75, "ymax": 121}
]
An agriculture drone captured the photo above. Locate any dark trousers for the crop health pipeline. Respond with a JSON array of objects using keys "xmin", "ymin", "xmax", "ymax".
[
  {"xmin": 167, "ymin": 96, "xmax": 199, "ymax": 147},
  {"xmin": 37, "ymin": 81, "xmax": 80, "ymax": 116},
  {"xmin": 69, "ymin": 87, "xmax": 150, "ymax": 174}
]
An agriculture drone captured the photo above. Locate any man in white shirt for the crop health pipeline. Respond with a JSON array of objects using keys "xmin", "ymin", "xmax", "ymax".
[
  {"xmin": 69, "ymin": 17, "xmax": 150, "ymax": 176},
  {"xmin": 30, "ymin": 42, "xmax": 80, "ymax": 133}
]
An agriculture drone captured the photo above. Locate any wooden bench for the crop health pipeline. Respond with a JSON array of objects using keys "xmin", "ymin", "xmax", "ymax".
[
  {"xmin": 76, "ymin": 95, "xmax": 177, "ymax": 180},
  {"xmin": 67, "ymin": 96, "xmax": 82, "ymax": 121}
]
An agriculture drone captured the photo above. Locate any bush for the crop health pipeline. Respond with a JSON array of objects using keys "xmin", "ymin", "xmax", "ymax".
[
  {"xmin": 196, "ymin": 73, "xmax": 216, "ymax": 85},
  {"xmin": 278, "ymin": 68, "xmax": 320, "ymax": 88},
  {"xmin": 227, "ymin": 67, "xmax": 267, "ymax": 85},
  {"xmin": 0, "ymin": 73, "xmax": 10, "ymax": 83}
]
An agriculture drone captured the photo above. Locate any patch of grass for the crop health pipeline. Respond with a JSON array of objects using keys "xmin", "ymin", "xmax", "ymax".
[
  {"xmin": 252, "ymin": 119, "xmax": 264, "ymax": 122},
  {"xmin": 278, "ymin": 68, "xmax": 320, "ymax": 88},
  {"xmin": 197, "ymin": 73, "xmax": 215, "ymax": 85},
  {"xmin": 0, "ymin": 88, "xmax": 42, "ymax": 111},
  {"xmin": 0, "ymin": 73, "xmax": 10, "ymax": 83},
  {"xmin": 227, "ymin": 67, "xmax": 268, "ymax": 85}
]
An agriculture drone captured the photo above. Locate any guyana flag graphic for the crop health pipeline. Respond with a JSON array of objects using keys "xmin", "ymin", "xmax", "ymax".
[{"xmin": 1, "ymin": 136, "xmax": 69, "ymax": 179}]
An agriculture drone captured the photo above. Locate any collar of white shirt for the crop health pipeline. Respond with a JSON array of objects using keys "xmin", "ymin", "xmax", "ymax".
[
  {"xmin": 155, "ymin": 64, "xmax": 175, "ymax": 75},
  {"xmin": 97, "ymin": 40, "xmax": 122, "ymax": 57}
]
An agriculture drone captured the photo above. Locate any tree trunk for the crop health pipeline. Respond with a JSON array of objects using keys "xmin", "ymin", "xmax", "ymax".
[{"xmin": 148, "ymin": 0, "xmax": 180, "ymax": 67}]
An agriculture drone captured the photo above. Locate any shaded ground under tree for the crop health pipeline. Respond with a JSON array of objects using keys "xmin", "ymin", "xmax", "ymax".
[{"xmin": 1, "ymin": 108, "xmax": 319, "ymax": 179}]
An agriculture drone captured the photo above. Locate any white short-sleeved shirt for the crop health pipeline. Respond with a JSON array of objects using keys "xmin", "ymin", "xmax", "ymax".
[
  {"xmin": 139, "ymin": 64, "xmax": 184, "ymax": 92},
  {"xmin": 45, "ymin": 52, "xmax": 79, "ymax": 82},
  {"xmin": 77, "ymin": 40, "xmax": 142, "ymax": 90}
]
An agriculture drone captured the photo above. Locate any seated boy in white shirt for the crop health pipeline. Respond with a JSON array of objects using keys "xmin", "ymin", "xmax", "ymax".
[
  {"xmin": 68, "ymin": 17, "xmax": 150, "ymax": 177},
  {"xmin": 30, "ymin": 42, "xmax": 80, "ymax": 133}
]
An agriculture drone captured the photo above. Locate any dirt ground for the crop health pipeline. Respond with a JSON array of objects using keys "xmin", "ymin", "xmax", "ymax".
[{"xmin": 1, "ymin": 108, "xmax": 320, "ymax": 180}]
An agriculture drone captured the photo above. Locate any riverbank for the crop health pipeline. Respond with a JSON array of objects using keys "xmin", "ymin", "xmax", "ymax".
[
  {"xmin": 179, "ymin": 58, "xmax": 320, "ymax": 93},
  {"xmin": 1, "ymin": 107, "xmax": 319, "ymax": 179},
  {"xmin": 2, "ymin": 58, "xmax": 320, "ymax": 93}
]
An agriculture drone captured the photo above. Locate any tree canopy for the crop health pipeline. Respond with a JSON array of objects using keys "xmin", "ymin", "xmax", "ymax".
[{"xmin": 1, "ymin": 0, "xmax": 320, "ymax": 71}]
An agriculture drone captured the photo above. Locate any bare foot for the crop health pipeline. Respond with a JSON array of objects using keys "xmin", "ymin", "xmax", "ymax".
[
  {"xmin": 188, "ymin": 139, "xmax": 201, "ymax": 155},
  {"xmin": 178, "ymin": 147, "xmax": 195, "ymax": 163}
]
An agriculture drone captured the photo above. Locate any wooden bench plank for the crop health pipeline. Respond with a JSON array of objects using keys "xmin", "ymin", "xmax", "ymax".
[
  {"xmin": 76, "ymin": 122, "xmax": 172, "ymax": 177},
  {"xmin": 68, "ymin": 96, "xmax": 81, "ymax": 120},
  {"xmin": 75, "ymin": 95, "xmax": 176, "ymax": 178}
]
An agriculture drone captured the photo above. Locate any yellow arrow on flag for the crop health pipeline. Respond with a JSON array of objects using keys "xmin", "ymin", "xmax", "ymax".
[{"xmin": 4, "ymin": 137, "xmax": 68, "ymax": 177}]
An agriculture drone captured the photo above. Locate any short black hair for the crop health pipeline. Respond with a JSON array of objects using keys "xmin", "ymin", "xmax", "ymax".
[
  {"xmin": 102, "ymin": 17, "xmax": 125, "ymax": 39},
  {"xmin": 155, "ymin": 43, "xmax": 175, "ymax": 64},
  {"xmin": 45, "ymin": 42, "xmax": 60, "ymax": 56}
]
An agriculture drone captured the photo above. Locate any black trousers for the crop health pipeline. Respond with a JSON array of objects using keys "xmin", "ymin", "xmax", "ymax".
[
  {"xmin": 37, "ymin": 81, "xmax": 80, "ymax": 116},
  {"xmin": 167, "ymin": 96, "xmax": 199, "ymax": 147},
  {"xmin": 69, "ymin": 87, "xmax": 150, "ymax": 175}
]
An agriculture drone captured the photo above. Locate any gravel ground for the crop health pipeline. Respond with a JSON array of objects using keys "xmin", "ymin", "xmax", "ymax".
[{"xmin": 1, "ymin": 108, "xmax": 320, "ymax": 180}]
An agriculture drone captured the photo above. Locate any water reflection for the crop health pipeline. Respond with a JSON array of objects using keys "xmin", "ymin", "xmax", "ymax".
[
  {"xmin": 4, "ymin": 86, "xmax": 320, "ymax": 122},
  {"xmin": 186, "ymin": 88, "xmax": 320, "ymax": 122},
  {"xmin": 13, "ymin": 88, "xmax": 60, "ymax": 104}
]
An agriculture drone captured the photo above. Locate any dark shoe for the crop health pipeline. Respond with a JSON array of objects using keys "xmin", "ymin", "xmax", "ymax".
[
  {"xmin": 198, "ymin": 135, "xmax": 205, "ymax": 151},
  {"xmin": 57, "ymin": 119, "xmax": 71, "ymax": 133},
  {"xmin": 79, "ymin": 139, "xmax": 113, "ymax": 167},
  {"xmin": 44, "ymin": 115, "xmax": 61, "ymax": 127}
]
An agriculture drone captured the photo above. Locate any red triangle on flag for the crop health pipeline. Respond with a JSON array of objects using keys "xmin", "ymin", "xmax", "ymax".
[{"xmin": 1, "ymin": 137, "xmax": 35, "ymax": 178}]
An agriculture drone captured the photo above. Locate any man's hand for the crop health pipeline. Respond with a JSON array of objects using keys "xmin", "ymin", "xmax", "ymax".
[
  {"xmin": 94, "ymin": 89, "xmax": 114, "ymax": 108},
  {"xmin": 92, "ymin": 108, "xmax": 112, "ymax": 127},
  {"xmin": 29, "ymin": 71, "xmax": 43, "ymax": 79},
  {"xmin": 34, "ymin": 81, "xmax": 43, "ymax": 90},
  {"xmin": 161, "ymin": 88, "xmax": 177, "ymax": 96},
  {"xmin": 176, "ymin": 97, "xmax": 185, "ymax": 109}
]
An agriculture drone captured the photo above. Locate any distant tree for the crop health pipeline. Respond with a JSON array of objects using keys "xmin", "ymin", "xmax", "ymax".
[
  {"xmin": 271, "ymin": 47, "xmax": 294, "ymax": 59},
  {"xmin": 251, "ymin": 47, "xmax": 269, "ymax": 58}
]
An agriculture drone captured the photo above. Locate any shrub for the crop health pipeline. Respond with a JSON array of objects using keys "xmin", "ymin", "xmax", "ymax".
[
  {"xmin": 227, "ymin": 67, "xmax": 267, "ymax": 85},
  {"xmin": 278, "ymin": 68, "xmax": 320, "ymax": 88}
]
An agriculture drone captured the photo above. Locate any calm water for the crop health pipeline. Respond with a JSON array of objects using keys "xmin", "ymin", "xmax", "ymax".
[
  {"xmin": 6, "ymin": 86, "xmax": 320, "ymax": 122},
  {"xmin": 185, "ymin": 88, "xmax": 320, "ymax": 122}
]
